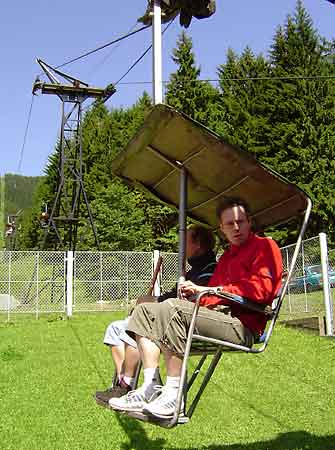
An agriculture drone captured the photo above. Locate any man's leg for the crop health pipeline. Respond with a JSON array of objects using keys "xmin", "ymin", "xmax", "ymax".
[
  {"xmin": 163, "ymin": 347, "xmax": 183, "ymax": 377},
  {"xmin": 140, "ymin": 299, "xmax": 187, "ymax": 417},
  {"xmin": 142, "ymin": 299, "xmax": 254, "ymax": 418},
  {"xmin": 95, "ymin": 319, "xmax": 138, "ymax": 403},
  {"xmin": 110, "ymin": 343, "xmax": 125, "ymax": 380},
  {"xmin": 122, "ymin": 343, "xmax": 141, "ymax": 387},
  {"xmin": 108, "ymin": 303, "xmax": 163, "ymax": 412}
]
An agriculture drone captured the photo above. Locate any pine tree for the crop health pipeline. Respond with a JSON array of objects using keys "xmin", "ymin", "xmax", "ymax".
[
  {"xmin": 165, "ymin": 31, "xmax": 218, "ymax": 124},
  {"xmin": 215, "ymin": 1, "xmax": 335, "ymax": 244},
  {"xmin": 216, "ymin": 47, "xmax": 271, "ymax": 152},
  {"xmin": 263, "ymin": 0, "xmax": 335, "ymax": 242},
  {"xmin": 77, "ymin": 94, "xmax": 179, "ymax": 251}
]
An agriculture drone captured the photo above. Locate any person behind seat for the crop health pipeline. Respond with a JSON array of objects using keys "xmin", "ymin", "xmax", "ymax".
[
  {"xmin": 108, "ymin": 197, "xmax": 283, "ymax": 418},
  {"xmin": 95, "ymin": 224, "xmax": 217, "ymax": 403}
]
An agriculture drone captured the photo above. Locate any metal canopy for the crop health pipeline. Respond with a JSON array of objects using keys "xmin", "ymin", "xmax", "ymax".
[{"xmin": 111, "ymin": 104, "xmax": 310, "ymax": 230}]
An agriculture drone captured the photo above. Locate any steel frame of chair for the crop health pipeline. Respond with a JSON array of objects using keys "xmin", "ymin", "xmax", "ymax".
[{"xmin": 121, "ymin": 197, "xmax": 311, "ymax": 428}]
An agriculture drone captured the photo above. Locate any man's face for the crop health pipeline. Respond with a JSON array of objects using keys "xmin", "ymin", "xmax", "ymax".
[
  {"xmin": 219, "ymin": 205, "xmax": 251, "ymax": 246},
  {"xmin": 186, "ymin": 230, "xmax": 201, "ymax": 259}
]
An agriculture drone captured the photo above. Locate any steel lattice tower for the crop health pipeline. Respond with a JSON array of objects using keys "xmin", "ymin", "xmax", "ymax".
[{"xmin": 33, "ymin": 59, "xmax": 115, "ymax": 250}]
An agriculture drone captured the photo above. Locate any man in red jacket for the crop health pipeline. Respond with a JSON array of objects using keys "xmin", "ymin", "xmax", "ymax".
[{"xmin": 109, "ymin": 197, "xmax": 283, "ymax": 418}]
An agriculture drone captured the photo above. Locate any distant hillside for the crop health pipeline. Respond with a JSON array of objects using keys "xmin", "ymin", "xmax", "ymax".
[{"xmin": 4, "ymin": 174, "xmax": 42, "ymax": 216}]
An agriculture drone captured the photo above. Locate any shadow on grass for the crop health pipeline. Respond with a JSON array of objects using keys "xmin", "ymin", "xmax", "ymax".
[
  {"xmin": 115, "ymin": 414, "xmax": 166, "ymax": 450},
  {"xmin": 69, "ymin": 321, "xmax": 166, "ymax": 450},
  {"xmin": 0, "ymin": 345, "xmax": 24, "ymax": 361},
  {"xmin": 175, "ymin": 431, "xmax": 335, "ymax": 450},
  {"xmin": 199, "ymin": 377, "xmax": 288, "ymax": 430},
  {"xmin": 69, "ymin": 321, "xmax": 106, "ymax": 384}
]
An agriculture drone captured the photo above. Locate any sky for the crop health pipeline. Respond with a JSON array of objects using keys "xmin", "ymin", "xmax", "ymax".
[{"xmin": 1, "ymin": 0, "xmax": 334, "ymax": 177}]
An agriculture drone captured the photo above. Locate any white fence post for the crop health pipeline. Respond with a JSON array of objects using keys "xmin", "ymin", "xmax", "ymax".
[
  {"xmin": 153, "ymin": 250, "xmax": 161, "ymax": 297},
  {"xmin": 126, "ymin": 253, "xmax": 130, "ymax": 310},
  {"xmin": 7, "ymin": 251, "xmax": 11, "ymax": 323},
  {"xmin": 319, "ymin": 232, "xmax": 334, "ymax": 336},
  {"xmin": 36, "ymin": 252, "xmax": 39, "ymax": 319},
  {"xmin": 100, "ymin": 252, "xmax": 103, "ymax": 304},
  {"xmin": 66, "ymin": 251, "xmax": 74, "ymax": 318}
]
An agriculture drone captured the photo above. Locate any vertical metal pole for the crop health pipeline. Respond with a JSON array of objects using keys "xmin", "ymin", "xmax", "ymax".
[
  {"xmin": 60, "ymin": 101, "xmax": 67, "ymax": 209},
  {"xmin": 66, "ymin": 250, "xmax": 74, "ymax": 317},
  {"xmin": 152, "ymin": 0, "xmax": 163, "ymax": 105},
  {"xmin": 153, "ymin": 250, "xmax": 161, "ymax": 296},
  {"xmin": 126, "ymin": 253, "xmax": 129, "ymax": 312},
  {"xmin": 319, "ymin": 232, "xmax": 334, "ymax": 336},
  {"xmin": 178, "ymin": 167, "xmax": 188, "ymax": 285},
  {"xmin": 7, "ymin": 251, "xmax": 11, "ymax": 323},
  {"xmin": 36, "ymin": 252, "xmax": 39, "ymax": 319},
  {"xmin": 301, "ymin": 242, "xmax": 306, "ymax": 298},
  {"xmin": 100, "ymin": 252, "xmax": 103, "ymax": 304},
  {"xmin": 285, "ymin": 248, "xmax": 292, "ymax": 313},
  {"xmin": 302, "ymin": 242, "xmax": 308, "ymax": 312}
]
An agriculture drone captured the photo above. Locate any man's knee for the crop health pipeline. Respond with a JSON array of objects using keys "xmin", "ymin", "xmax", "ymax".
[
  {"xmin": 156, "ymin": 298, "xmax": 189, "ymax": 320},
  {"xmin": 132, "ymin": 300, "xmax": 160, "ymax": 319}
]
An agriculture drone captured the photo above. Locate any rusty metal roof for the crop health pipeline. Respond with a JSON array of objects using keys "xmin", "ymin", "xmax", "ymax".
[{"xmin": 111, "ymin": 104, "xmax": 310, "ymax": 230}]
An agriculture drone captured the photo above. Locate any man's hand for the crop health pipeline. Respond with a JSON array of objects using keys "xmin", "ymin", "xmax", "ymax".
[{"xmin": 178, "ymin": 281, "xmax": 208, "ymax": 298}]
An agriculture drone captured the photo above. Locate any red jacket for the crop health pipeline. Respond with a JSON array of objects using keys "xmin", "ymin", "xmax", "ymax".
[{"xmin": 201, "ymin": 233, "xmax": 283, "ymax": 336}]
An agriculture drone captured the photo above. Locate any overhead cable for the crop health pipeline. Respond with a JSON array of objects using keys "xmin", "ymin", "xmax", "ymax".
[
  {"xmin": 114, "ymin": 47, "xmax": 152, "ymax": 86},
  {"xmin": 17, "ymin": 94, "xmax": 35, "ymax": 174},
  {"xmin": 87, "ymin": 22, "xmax": 139, "ymax": 79},
  {"xmin": 82, "ymin": 17, "xmax": 175, "ymax": 110},
  {"xmin": 116, "ymin": 73, "xmax": 335, "ymax": 85},
  {"xmin": 114, "ymin": 18, "xmax": 175, "ymax": 86},
  {"xmin": 55, "ymin": 25, "xmax": 151, "ymax": 70}
]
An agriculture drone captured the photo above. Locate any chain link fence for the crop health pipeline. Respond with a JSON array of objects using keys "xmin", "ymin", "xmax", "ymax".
[
  {"xmin": 0, "ymin": 251, "xmax": 66, "ymax": 321},
  {"xmin": 0, "ymin": 236, "xmax": 334, "ymax": 327},
  {"xmin": 73, "ymin": 251, "xmax": 154, "ymax": 312},
  {"xmin": 280, "ymin": 236, "xmax": 334, "ymax": 321},
  {"xmin": 160, "ymin": 251, "xmax": 179, "ymax": 295}
]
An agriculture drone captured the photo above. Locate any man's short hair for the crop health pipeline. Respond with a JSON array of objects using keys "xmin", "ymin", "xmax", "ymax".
[
  {"xmin": 216, "ymin": 197, "xmax": 251, "ymax": 220},
  {"xmin": 188, "ymin": 224, "xmax": 215, "ymax": 251}
]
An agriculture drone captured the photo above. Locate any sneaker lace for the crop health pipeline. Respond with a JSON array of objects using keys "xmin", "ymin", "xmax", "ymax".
[
  {"xmin": 147, "ymin": 384, "xmax": 164, "ymax": 402},
  {"xmin": 125, "ymin": 389, "xmax": 143, "ymax": 401},
  {"xmin": 142, "ymin": 386, "xmax": 185, "ymax": 418}
]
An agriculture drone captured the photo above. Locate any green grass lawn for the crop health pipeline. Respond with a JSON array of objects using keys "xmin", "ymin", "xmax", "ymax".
[{"xmin": 0, "ymin": 313, "xmax": 335, "ymax": 450}]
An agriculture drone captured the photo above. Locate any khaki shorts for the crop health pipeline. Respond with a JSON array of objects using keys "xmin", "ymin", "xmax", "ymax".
[{"xmin": 126, "ymin": 298, "xmax": 254, "ymax": 356}]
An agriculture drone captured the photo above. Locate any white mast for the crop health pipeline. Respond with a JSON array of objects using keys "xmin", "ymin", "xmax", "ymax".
[{"xmin": 152, "ymin": 0, "xmax": 163, "ymax": 105}]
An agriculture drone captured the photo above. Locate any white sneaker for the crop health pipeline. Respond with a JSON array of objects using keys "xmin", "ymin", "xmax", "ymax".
[
  {"xmin": 142, "ymin": 386, "xmax": 184, "ymax": 419},
  {"xmin": 108, "ymin": 383, "xmax": 161, "ymax": 412}
]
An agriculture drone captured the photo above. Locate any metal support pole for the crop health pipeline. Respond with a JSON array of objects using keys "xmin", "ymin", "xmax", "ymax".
[
  {"xmin": 153, "ymin": 250, "xmax": 161, "ymax": 296},
  {"xmin": 178, "ymin": 166, "xmax": 187, "ymax": 285},
  {"xmin": 152, "ymin": 0, "xmax": 163, "ymax": 105},
  {"xmin": 7, "ymin": 251, "xmax": 11, "ymax": 323},
  {"xmin": 36, "ymin": 252, "xmax": 39, "ymax": 319},
  {"xmin": 100, "ymin": 252, "xmax": 103, "ymax": 304},
  {"xmin": 66, "ymin": 251, "xmax": 74, "ymax": 317},
  {"xmin": 319, "ymin": 232, "xmax": 334, "ymax": 336}
]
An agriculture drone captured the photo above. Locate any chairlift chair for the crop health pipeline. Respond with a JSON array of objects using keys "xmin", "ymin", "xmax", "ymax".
[{"xmin": 107, "ymin": 104, "xmax": 312, "ymax": 428}]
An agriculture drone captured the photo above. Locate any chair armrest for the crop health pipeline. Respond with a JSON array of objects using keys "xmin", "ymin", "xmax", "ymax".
[{"xmin": 194, "ymin": 288, "xmax": 275, "ymax": 317}]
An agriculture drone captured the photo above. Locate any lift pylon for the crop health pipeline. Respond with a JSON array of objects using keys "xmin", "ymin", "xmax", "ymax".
[
  {"xmin": 5, "ymin": 210, "xmax": 22, "ymax": 251},
  {"xmin": 33, "ymin": 59, "xmax": 116, "ymax": 250}
]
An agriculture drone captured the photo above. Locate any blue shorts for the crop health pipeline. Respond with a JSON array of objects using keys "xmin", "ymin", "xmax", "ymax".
[{"xmin": 103, "ymin": 318, "xmax": 137, "ymax": 348}]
